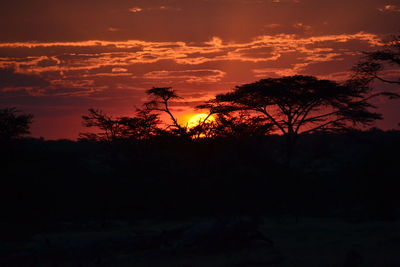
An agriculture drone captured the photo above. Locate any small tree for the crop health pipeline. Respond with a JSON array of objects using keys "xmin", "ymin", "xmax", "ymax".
[
  {"xmin": 144, "ymin": 87, "xmax": 188, "ymax": 137},
  {"xmin": 200, "ymin": 75, "xmax": 398, "ymax": 162},
  {"xmin": 80, "ymin": 108, "xmax": 122, "ymax": 142},
  {"xmin": 0, "ymin": 107, "xmax": 33, "ymax": 141},
  {"xmin": 118, "ymin": 109, "xmax": 162, "ymax": 140}
]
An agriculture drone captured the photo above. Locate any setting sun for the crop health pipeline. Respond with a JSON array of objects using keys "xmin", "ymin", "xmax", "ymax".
[{"xmin": 187, "ymin": 113, "xmax": 215, "ymax": 128}]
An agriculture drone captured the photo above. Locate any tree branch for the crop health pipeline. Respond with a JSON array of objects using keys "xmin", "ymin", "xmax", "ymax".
[
  {"xmin": 259, "ymin": 106, "xmax": 287, "ymax": 135},
  {"xmin": 373, "ymin": 74, "xmax": 400, "ymax": 85},
  {"xmin": 299, "ymin": 118, "xmax": 345, "ymax": 135}
]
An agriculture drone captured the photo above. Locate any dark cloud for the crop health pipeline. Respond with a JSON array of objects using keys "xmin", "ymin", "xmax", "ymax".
[
  {"xmin": 0, "ymin": 68, "xmax": 50, "ymax": 88},
  {"xmin": 37, "ymin": 57, "xmax": 59, "ymax": 67},
  {"xmin": 41, "ymin": 87, "xmax": 89, "ymax": 96}
]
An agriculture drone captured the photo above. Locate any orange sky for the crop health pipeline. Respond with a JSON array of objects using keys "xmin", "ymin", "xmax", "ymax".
[{"xmin": 0, "ymin": 0, "xmax": 399, "ymax": 139}]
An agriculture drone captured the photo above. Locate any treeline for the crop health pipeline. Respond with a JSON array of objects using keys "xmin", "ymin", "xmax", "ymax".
[
  {"xmin": 1, "ymin": 130, "xmax": 399, "ymax": 234},
  {"xmin": 79, "ymin": 76, "xmax": 399, "ymax": 143}
]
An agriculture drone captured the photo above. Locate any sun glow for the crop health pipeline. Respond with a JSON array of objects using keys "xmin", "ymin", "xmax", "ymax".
[{"xmin": 187, "ymin": 113, "xmax": 215, "ymax": 128}]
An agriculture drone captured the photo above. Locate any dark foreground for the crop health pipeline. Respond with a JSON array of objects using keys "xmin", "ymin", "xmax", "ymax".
[
  {"xmin": 1, "ymin": 131, "xmax": 399, "ymax": 266},
  {"xmin": 1, "ymin": 217, "xmax": 400, "ymax": 267}
]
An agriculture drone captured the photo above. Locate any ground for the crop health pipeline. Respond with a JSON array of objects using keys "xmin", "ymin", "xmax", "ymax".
[{"xmin": 1, "ymin": 217, "xmax": 400, "ymax": 266}]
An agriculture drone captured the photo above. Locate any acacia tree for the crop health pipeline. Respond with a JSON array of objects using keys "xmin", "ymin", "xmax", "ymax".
[
  {"xmin": 199, "ymin": 75, "xmax": 399, "ymax": 162},
  {"xmin": 80, "ymin": 87, "xmax": 187, "ymax": 141},
  {"xmin": 0, "ymin": 107, "xmax": 33, "ymax": 142},
  {"xmin": 144, "ymin": 87, "xmax": 188, "ymax": 137},
  {"xmin": 353, "ymin": 34, "xmax": 400, "ymax": 85}
]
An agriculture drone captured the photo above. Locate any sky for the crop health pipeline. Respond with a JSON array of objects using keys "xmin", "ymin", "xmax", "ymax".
[{"xmin": 0, "ymin": 0, "xmax": 399, "ymax": 139}]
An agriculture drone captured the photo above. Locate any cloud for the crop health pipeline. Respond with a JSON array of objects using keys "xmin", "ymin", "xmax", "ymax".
[
  {"xmin": 129, "ymin": 7, "xmax": 143, "ymax": 13},
  {"xmin": 264, "ymin": 23, "xmax": 281, "ymax": 28},
  {"xmin": 1, "ymin": 31, "xmax": 394, "ymax": 139},
  {"xmin": 292, "ymin": 22, "xmax": 311, "ymax": 31},
  {"xmin": 111, "ymin": 67, "xmax": 129, "ymax": 73},
  {"xmin": 39, "ymin": 87, "xmax": 90, "ymax": 97},
  {"xmin": 106, "ymin": 27, "xmax": 123, "ymax": 32},
  {"xmin": 129, "ymin": 6, "xmax": 181, "ymax": 13},
  {"xmin": 37, "ymin": 57, "xmax": 59, "ymax": 67},
  {"xmin": 378, "ymin": 4, "xmax": 400, "ymax": 12},
  {"xmin": 205, "ymin": 37, "xmax": 223, "ymax": 47},
  {"xmin": 0, "ymin": 68, "xmax": 50, "ymax": 88},
  {"xmin": 143, "ymin": 69, "xmax": 226, "ymax": 83},
  {"xmin": 0, "ymin": 32, "xmax": 383, "ymax": 94}
]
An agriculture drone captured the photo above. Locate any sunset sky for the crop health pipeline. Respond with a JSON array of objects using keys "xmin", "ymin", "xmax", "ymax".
[{"xmin": 1, "ymin": 0, "xmax": 399, "ymax": 139}]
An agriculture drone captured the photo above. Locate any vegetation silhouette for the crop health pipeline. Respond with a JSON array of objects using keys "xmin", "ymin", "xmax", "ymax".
[
  {"xmin": 144, "ymin": 87, "xmax": 189, "ymax": 137},
  {"xmin": 80, "ymin": 108, "xmax": 161, "ymax": 141},
  {"xmin": 191, "ymin": 112, "xmax": 274, "ymax": 139},
  {"xmin": 80, "ymin": 76, "xmax": 398, "ymax": 152},
  {"xmin": 198, "ymin": 75, "xmax": 398, "ymax": 162},
  {"xmin": 353, "ymin": 34, "xmax": 400, "ymax": 85},
  {"xmin": 0, "ymin": 107, "xmax": 33, "ymax": 142},
  {"xmin": 71, "ymin": 72, "xmax": 399, "ymax": 227}
]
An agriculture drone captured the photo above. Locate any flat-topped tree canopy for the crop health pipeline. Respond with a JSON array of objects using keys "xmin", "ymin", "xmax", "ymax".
[
  {"xmin": 207, "ymin": 75, "xmax": 399, "ymax": 136},
  {"xmin": 198, "ymin": 75, "xmax": 399, "ymax": 161},
  {"xmin": 144, "ymin": 87, "xmax": 184, "ymax": 134}
]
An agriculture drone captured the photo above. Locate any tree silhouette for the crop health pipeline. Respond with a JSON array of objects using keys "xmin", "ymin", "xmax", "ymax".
[
  {"xmin": 192, "ymin": 112, "xmax": 273, "ymax": 139},
  {"xmin": 144, "ymin": 87, "xmax": 188, "ymax": 137},
  {"xmin": 199, "ymin": 75, "xmax": 399, "ymax": 162},
  {"xmin": 187, "ymin": 118, "xmax": 216, "ymax": 139},
  {"xmin": 80, "ymin": 108, "xmax": 161, "ymax": 141},
  {"xmin": 353, "ymin": 34, "xmax": 400, "ymax": 85},
  {"xmin": 80, "ymin": 108, "xmax": 122, "ymax": 141},
  {"xmin": 117, "ymin": 109, "xmax": 162, "ymax": 140},
  {"xmin": 0, "ymin": 107, "xmax": 33, "ymax": 142}
]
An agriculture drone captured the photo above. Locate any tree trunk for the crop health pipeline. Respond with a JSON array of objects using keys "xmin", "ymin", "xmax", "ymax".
[
  {"xmin": 285, "ymin": 134, "xmax": 296, "ymax": 167},
  {"xmin": 285, "ymin": 134, "xmax": 300, "ymax": 223}
]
